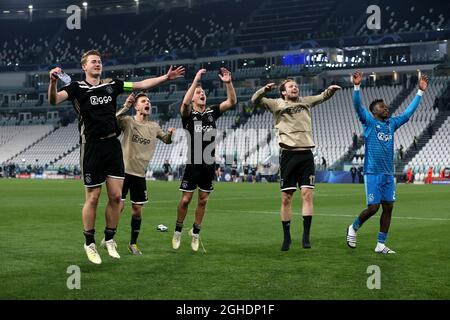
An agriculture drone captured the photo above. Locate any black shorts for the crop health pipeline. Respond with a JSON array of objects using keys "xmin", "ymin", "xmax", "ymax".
[
  {"xmin": 80, "ymin": 137, "xmax": 125, "ymax": 187},
  {"xmin": 121, "ymin": 173, "xmax": 148, "ymax": 204},
  {"xmin": 180, "ymin": 164, "xmax": 215, "ymax": 192},
  {"xmin": 279, "ymin": 149, "xmax": 315, "ymax": 191}
]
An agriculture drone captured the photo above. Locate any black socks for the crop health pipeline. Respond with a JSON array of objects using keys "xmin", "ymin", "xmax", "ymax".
[
  {"xmin": 302, "ymin": 216, "xmax": 312, "ymax": 249},
  {"xmin": 130, "ymin": 216, "xmax": 142, "ymax": 244},
  {"xmin": 281, "ymin": 221, "xmax": 291, "ymax": 251},
  {"xmin": 83, "ymin": 229, "xmax": 95, "ymax": 246},
  {"xmin": 303, "ymin": 216, "xmax": 312, "ymax": 235},
  {"xmin": 192, "ymin": 223, "xmax": 201, "ymax": 234},
  {"xmin": 104, "ymin": 227, "xmax": 117, "ymax": 241},
  {"xmin": 175, "ymin": 222, "xmax": 184, "ymax": 232}
]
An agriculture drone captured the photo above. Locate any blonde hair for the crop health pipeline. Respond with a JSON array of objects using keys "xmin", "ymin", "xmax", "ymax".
[{"xmin": 80, "ymin": 49, "xmax": 101, "ymax": 65}]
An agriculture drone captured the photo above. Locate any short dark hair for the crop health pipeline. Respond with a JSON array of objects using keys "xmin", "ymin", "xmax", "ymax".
[
  {"xmin": 369, "ymin": 99, "xmax": 384, "ymax": 112},
  {"xmin": 279, "ymin": 78, "xmax": 295, "ymax": 99},
  {"xmin": 134, "ymin": 91, "xmax": 147, "ymax": 99},
  {"xmin": 133, "ymin": 92, "xmax": 148, "ymax": 105}
]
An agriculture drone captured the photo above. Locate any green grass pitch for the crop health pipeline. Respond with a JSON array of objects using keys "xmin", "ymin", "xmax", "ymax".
[{"xmin": 0, "ymin": 179, "xmax": 449, "ymax": 299}]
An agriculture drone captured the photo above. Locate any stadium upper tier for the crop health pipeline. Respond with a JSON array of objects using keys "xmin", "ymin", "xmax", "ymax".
[
  {"xmin": 0, "ymin": 0, "xmax": 448, "ymax": 68},
  {"xmin": 356, "ymin": 1, "xmax": 448, "ymax": 36},
  {"xmin": 0, "ymin": 0, "xmax": 260, "ymax": 67}
]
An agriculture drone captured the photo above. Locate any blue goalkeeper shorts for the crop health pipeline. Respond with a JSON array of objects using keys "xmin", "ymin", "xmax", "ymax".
[{"xmin": 364, "ymin": 174, "xmax": 396, "ymax": 205}]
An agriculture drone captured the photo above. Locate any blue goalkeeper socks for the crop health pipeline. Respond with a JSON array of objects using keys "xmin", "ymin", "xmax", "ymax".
[
  {"xmin": 352, "ymin": 217, "xmax": 362, "ymax": 231},
  {"xmin": 377, "ymin": 232, "xmax": 388, "ymax": 244}
]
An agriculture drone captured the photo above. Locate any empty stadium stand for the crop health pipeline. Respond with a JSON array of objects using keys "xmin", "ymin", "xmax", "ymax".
[
  {"xmin": 0, "ymin": 125, "xmax": 54, "ymax": 163},
  {"xmin": 235, "ymin": 0, "xmax": 338, "ymax": 47},
  {"xmin": 407, "ymin": 114, "xmax": 450, "ymax": 177},
  {"xmin": 9, "ymin": 123, "xmax": 79, "ymax": 165}
]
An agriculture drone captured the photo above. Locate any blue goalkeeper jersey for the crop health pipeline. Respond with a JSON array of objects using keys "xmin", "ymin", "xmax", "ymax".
[{"xmin": 353, "ymin": 87, "xmax": 422, "ymax": 175}]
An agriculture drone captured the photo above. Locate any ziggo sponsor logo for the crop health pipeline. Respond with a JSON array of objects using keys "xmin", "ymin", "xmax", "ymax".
[{"xmin": 90, "ymin": 95, "xmax": 112, "ymax": 105}]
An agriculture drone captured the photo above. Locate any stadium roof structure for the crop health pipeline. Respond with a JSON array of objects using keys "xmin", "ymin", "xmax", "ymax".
[
  {"xmin": 1, "ymin": 0, "xmax": 129, "ymax": 10},
  {"xmin": 0, "ymin": 0, "xmax": 221, "ymax": 12}
]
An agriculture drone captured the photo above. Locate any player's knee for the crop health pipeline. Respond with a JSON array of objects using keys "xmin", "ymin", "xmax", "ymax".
[
  {"xmin": 132, "ymin": 210, "xmax": 142, "ymax": 218},
  {"xmin": 382, "ymin": 204, "xmax": 393, "ymax": 215},
  {"xmin": 132, "ymin": 204, "xmax": 142, "ymax": 216},
  {"xmin": 86, "ymin": 192, "xmax": 100, "ymax": 207},
  {"xmin": 301, "ymin": 189, "xmax": 313, "ymax": 203},
  {"xmin": 180, "ymin": 195, "xmax": 192, "ymax": 208},
  {"xmin": 109, "ymin": 192, "xmax": 122, "ymax": 205},
  {"xmin": 281, "ymin": 198, "xmax": 291, "ymax": 208},
  {"xmin": 281, "ymin": 194, "xmax": 293, "ymax": 208},
  {"xmin": 198, "ymin": 196, "xmax": 209, "ymax": 208},
  {"xmin": 368, "ymin": 204, "xmax": 380, "ymax": 214}
]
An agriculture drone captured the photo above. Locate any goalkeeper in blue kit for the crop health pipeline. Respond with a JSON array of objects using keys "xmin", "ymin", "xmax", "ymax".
[{"xmin": 346, "ymin": 70, "xmax": 429, "ymax": 254}]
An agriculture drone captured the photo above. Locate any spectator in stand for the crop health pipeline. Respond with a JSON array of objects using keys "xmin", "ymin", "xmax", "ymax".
[
  {"xmin": 352, "ymin": 132, "xmax": 358, "ymax": 150},
  {"xmin": 407, "ymin": 167, "xmax": 413, "ymax": 184},
  {"xmin": 163, "ymin": 159, "xmax": 172, "ymax": 180},
  {"xmin": 413, "ymin": 136, "xmax": 418, "ymax": 151},
  {"xmin": 322, "ymin": 157, "xmax": 327, "ymax": 170},
  {"xmin": 243, "ymin": 161, "xmax": 250, "ymax": 182},
  {"xmin": 398, "ymin": 145, "xmax": 404, "ymax": 160},
  {"xmin": 426, "ymin": 167, "xmax": 433, "ymax": 184},
  {"xmin": 250, "ymin": 166, "xmax": 257, "ymax": 183},
  {"xmin": 357, "ymin": 166, "xmax": 363, "ymax": 183},
  {"xmin": 350, "ymin": 165, "xmax": 357, "ymax": 183},
  {"xmin": 231, "ymin": 160, "xmax": 238, "ymax": 182},
  {"xmin": 215, "ymin": 163, "xmax": 222, "ymax": 182}
]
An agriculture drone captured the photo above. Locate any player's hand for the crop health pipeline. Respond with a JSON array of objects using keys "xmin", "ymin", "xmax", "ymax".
[
  {"xmin": 49, "ymin": 67, "xmax": 61, "ymax": 83},
  {"xmin": 419, "ymin": 74, "xmax": 429, "ymax": 91},
  {"xmin": 328, "ymin": 85, "xmax": 342, "ymax": 92},
  {"xmin": 218, "ymin": 67, "xmax": 232, "ymax": 83},
  {"xmin": 194, "ymin": 69, "xmax": 207, "ymax": 81},
  {"xmin": 264, "ymin": 83, "xmax": 276, "ymax": 92},
  {"xmin": 166, "ymin": 65, "xmax": 185, "ymax": 80},
  {"xmin": 352, "ymin": 70, "xmax": 363, "ymax": 86},
  {"xmin": 124, "ymin": 94, "xmax": 135, "ymax": 108},
  {"xmin": 168, "ymin": 127, "xmax": 175, "ymax": 135}
]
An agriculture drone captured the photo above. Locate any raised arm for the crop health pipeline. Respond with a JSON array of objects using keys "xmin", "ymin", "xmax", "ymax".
[
  {"xmin": 218, "ymin": 68, "xmax": 237, "ymax": 113},
  {"xmin": 180, "ymin": 69, "xmax": 206, "ymax": 117},
  {"xmin": 302, "ymin": 85, "xmax": 341, "ymax": 107},
  {"xmin": 116, "ymin": 94, "xmax": 134, "ymax": 129},
  {"xmin": 352, "ymin": 70, "xmax": 369, "ymax": 124},
  {"xmin": 116, "ymin": 94, "xmax": 134, "ymax": 118},
  {"xmin": 394, "ymin": 74, "xmax": 428, "ymax": 128},
  {"xmin": 251, "ymin": 83, "xmax": 279, "ymax": 111},
  {"xmin": 48, "ymin": 67, "xmax": 69, "ymax": 105},
  {"xmin": 132, "ymin": 65, "xmax": 185, "ymax": 91}
]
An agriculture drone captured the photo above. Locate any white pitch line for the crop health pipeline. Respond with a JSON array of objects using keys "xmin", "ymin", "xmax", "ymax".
[
  {"xmin": 212, "ymin": 209, "xmax": 450, "ymax": 221},
  {"xmin": 76, "ymin": 203, "xmax": 450, "ymax": 222}
]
